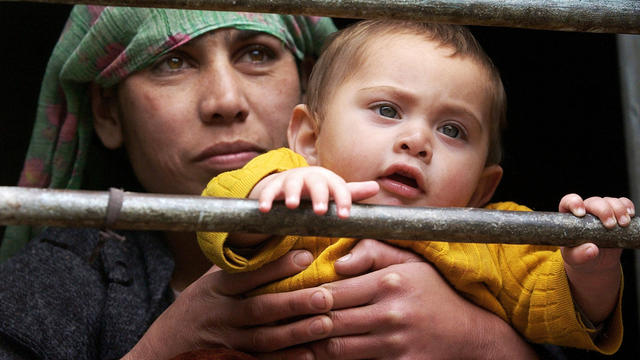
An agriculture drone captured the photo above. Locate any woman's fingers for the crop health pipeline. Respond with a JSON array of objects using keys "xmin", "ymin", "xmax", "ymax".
[
  {"xmin": 236, "ymin": 288, "xmax": 333, "ymax": 327},
  {"xmin": 333, "ymin": 238, "xmax": 422, "ymax": 276},
  {"xmin": 306, "ymin": 334, "xmax": 394, "ymax": 360},
  {"xmin": 234, "ymin": 314, "xmax": 333, "ymax": 353},
  {"xmin": 321, "ymin": 262, "xmax": 429, "ymax": 311},
  {"xmin": 257, "ymin": 346, "xmax": 316, "ymax": 360},
  {"xmin": 210, "ymin": 250, "xmax": 313, "ymax": 295}
]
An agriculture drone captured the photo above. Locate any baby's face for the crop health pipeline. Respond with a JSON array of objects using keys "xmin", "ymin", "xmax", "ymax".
[{"xmin": 314, "ymin": 33, "xmax": 495, "ymax": 208}]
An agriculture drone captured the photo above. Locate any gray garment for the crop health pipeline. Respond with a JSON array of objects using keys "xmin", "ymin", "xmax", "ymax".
[
  {"xmin": 0, "ymin": 227, "xmax": 570, "ymax": 360},
  {"xmin": 0, "ymin": 227, "xmax": 174, "ymax": 360}
]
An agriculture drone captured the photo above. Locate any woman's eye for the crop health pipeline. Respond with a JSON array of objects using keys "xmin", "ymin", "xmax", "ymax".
[
  {"xmin": 377, "ymin": 105, "xmax": 398, "ymax": 118},
  {"xmin": 439, "ymin": 124, "xmax": 462, "ymax": 138},
  {"xmin": 166, "ymin": 56, "xmax": 184, "ymax": 69},
  {"xmin": 248, "ymin": 49, "xmax": 266, "ymax": 62},
  {"xmin": 239, "ymin": 46, "xmax": 274, "ymax": 64},
  {"xmin": 152, "ymin": 53, "xmax": 190, "ymax": 73}
]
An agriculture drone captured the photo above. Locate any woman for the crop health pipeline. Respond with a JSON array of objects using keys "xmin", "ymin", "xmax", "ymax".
[{"xmin": 0, "ymin": 5, "xmax": 545, "ymax": 359}]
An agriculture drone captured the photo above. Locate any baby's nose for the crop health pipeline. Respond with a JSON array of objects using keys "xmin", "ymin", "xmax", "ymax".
[{"xmin": 401, "ymin": 143, "xmax": 428, "ymax": 158}]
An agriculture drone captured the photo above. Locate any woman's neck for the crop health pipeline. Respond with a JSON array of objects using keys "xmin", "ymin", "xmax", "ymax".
[{"xmin": 165, "ymin": 231, "xmax": 212, "ymax": 292}]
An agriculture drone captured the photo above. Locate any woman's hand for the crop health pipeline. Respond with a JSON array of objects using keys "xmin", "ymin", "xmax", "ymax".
[
  {"xmin": 123, "ymin": 250, "xmax": 337, "ymax": 360},
  {"xmin": 261, "ymin": 240, "xmax": 539, "ymax": 360},
  {"xmin": 124, "ymin": 240, "xmax": 539, "ymax": 360}
]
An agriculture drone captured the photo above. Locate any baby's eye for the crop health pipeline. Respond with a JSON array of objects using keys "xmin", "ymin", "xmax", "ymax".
[
  {"xmin": 376, "ymin": 105, "xmax": 399, "ymax": 119},
  {"xmin": 439, "ymin": 124, "xmax": 462, "ymax": 138}
]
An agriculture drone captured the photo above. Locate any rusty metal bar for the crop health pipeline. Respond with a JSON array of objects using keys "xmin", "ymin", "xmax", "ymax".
[
  {"xmin": 1, "ymin": 186, "xmax": 638, "ymax": 248},
  {"xmin": 4, "ymin": 0, "xmax": 639, "ymax": 34}
]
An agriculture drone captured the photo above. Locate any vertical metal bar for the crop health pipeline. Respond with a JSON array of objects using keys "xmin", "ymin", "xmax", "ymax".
[{"xmin": 617, "ymin": 33, "xmax": 640, "ymax": 347}]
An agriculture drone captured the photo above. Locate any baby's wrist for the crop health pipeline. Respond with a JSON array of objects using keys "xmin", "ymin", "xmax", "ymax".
[
  {"xmin": 566, "ymin": 263, "xmax": 622, "ymax": 324},
  {"xmin": 564, "ymin": 260, "xmax": 621, "ymax": 281}
]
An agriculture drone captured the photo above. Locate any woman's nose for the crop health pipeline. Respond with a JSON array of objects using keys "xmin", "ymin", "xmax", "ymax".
[
  {"xmin": 199, "ymin": 63, "xmax": 249, "ymax": 124},
  {"xmin": 396, "ymin": 129, "xmax": 432, "ymax": 162}
]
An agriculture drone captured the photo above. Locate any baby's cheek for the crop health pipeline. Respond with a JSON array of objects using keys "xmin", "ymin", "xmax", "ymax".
[{"xmin": 436, "ymin": 175, "xmax": 478, "ymax": 207}]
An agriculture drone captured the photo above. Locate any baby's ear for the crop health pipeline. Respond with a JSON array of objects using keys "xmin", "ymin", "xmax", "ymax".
[
  {"xmin": 468, "ymin": 164, "xmax": 503, "ymax": 207},
  {"xmin": 288, "ymin": 104, "xmax": 319, "ymax": 165},
  {"xmin": 91, "ymin": 83, "xmax": 123, "ymax": 149}
]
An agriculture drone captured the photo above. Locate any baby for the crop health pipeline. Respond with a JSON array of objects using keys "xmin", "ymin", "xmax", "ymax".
[{"xmin": 198, "ymin": 19, "xmax": 633, "ymax": 354}]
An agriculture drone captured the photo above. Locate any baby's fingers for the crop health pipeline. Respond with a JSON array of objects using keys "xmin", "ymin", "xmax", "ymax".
[
  {"xmin": 602, "ymin": 196, "xmax": 632, "ymax": 227},
  {"xmin": 346, "ymin": 181, "xmax": 380, "ymax": 202},
  {"xmin": 559, "ymin": 193, "xmax": 586, "ymax": 217},
  {"xmin": 283, "ymin": 175, "xmax": 304, "ymax": 209},
  {"xmin": 305, "ymin": 174, "xmax": 331, "ymax": 216},
  {"xmin": 306, "ymin": 171, "xmax": 354, "ymax": 218},
  {"xmin": 622, "ymin": 197, "xmax": 636, "ymax": 216},
  {"xmin": 615, "ymin": 197, "xmax": 635, "ymax": 226},
  {"xmin": 325, "ymin": 176, "xmax": 353, "ymax": 219},
  {"xmin": 257, "ymin": 175, "xmax": 287, "ymax": 213},
  {"xmin": 584, "ymin": 196, "xmax": 630, "ymax": 228},
  {"xmin": 562, "ymin": 243, "xmax": 599, "ymax": 267}
]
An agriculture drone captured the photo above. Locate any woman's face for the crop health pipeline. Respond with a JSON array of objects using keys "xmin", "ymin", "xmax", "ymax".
[{"xmin": 103, "ymin": 28, "xmax": 301, "ymax": 195}]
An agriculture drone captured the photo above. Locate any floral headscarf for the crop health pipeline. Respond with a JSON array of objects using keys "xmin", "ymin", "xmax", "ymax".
[{"xmin": 1, "ymin": 5, "xmax": 336, "ymax": 261}]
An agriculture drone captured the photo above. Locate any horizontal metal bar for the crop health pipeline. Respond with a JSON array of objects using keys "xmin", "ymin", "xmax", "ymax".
[
  {"xmin": 6, "ymin": 0, "xmax": 640, "ymax": 34},
  {"xmin": 1, "ymin": 186, "xmax": 638, "ymax": 248}
]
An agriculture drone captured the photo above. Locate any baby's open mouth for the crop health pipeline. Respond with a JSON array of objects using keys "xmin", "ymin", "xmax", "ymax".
[{"xmin": 386, "ymin": 172, "xmax": 419, "ymax": 190}]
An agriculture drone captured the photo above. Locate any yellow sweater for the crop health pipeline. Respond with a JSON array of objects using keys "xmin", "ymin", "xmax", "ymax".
[{"xmin": 197, "ymin": 148, "xmax": 622, "ymax": 354}]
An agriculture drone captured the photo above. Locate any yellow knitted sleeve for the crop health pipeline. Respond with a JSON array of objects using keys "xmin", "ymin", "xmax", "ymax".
[
  {"xmin": 486, "ymin": 202, "xmax": 622, "ymax": 354},
  {"xmin": 389, "ymin": 201, "xmax": 622, "ymax": 353},
  {"xmin": 485, "ymin": 202, "xmax": 622, "ymax": 353},
  {"xmin": 196, "ymin": 148, "xmax": 308, "ymax": 272}
]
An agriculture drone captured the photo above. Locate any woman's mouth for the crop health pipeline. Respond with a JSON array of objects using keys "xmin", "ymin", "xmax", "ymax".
[
  {"xmin": 204, "ymin": 151, "xmax": 260, "ymax": 167},
  {"xmin": 194, "ymin": 141, "xmax": 264, "ymax": 171}
]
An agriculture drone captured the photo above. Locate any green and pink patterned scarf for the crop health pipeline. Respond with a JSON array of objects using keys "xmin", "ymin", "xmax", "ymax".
[{"xmin": 1, "ymin": 5, "xmax": 336, "ymax": 261}]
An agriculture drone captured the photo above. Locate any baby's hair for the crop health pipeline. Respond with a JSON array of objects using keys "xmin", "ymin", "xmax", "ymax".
[{"xmin": 306, "ymin": 19, "xmax": 506, "ymax": 165}]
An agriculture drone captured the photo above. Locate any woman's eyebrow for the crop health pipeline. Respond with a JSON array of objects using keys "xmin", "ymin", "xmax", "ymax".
[{"xmin": 226, "ymin": 30, "xmax": 268, "ymax": 43}]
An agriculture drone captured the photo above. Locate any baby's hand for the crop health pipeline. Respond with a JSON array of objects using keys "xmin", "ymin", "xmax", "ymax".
[
  {"xmin": 559, "ymin": 194, "xmax": 633, "ymax": 324},
  {"xmin": 250, "ymin": 167, "xmax": 379, "ymax": 218},
  {"xmin": 559, "ymin": 194, "xmax": 634, "ymax": 270}
]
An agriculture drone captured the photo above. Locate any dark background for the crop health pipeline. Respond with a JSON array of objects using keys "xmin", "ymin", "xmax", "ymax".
[{"xmin": 1, "ymin": 3, "xmax": 636, "ymax": 358}]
